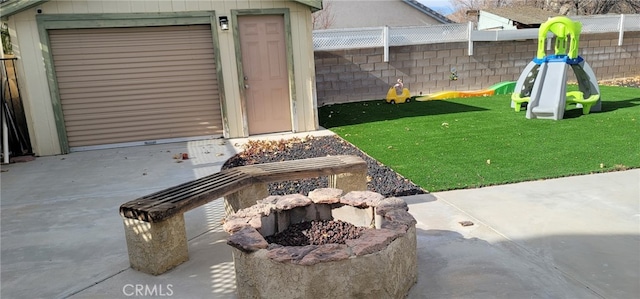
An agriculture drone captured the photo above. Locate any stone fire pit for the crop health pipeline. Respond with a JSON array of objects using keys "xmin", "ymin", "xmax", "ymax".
[{"xmin": 223, "ymin": 188, "xmax": 417, "ymax": 298}]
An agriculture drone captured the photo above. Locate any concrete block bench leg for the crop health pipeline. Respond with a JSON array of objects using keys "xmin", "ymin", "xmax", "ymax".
[
  {"xmin": 122, "ymin": 215, "xmax": 189, "ymax": 275},
  {"xmin": 224, "ymin": 182, "xmax": 269, "ymax": 216},
  {"xmin": 328, "ymin": 170, "xmax": 367, "ymax": 193}
]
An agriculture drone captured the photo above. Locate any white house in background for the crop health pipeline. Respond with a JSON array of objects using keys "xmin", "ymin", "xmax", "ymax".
[
  {"xmin": 325, "ymin": 0, "xmax": 453, "ymax": 29},
  {"xmin": 0, "ymin": 0, "xmax": 322, "ymax": 156},
  {"xmin": 478, "ymin": 6, "xmax": 559, "ymax": 30}
]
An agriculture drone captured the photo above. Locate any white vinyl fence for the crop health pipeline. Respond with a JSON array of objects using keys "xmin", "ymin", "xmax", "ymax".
[{"xmin": 313, "ymin": 14, "xmax": 640, "ymax": 60}]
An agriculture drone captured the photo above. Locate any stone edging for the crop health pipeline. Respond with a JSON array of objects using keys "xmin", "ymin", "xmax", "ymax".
[{"xmin": 223, "ymin": 188, "xmax": 417, "ymax": 265}]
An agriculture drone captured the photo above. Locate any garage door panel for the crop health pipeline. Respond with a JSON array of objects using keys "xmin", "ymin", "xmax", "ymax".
[
  {"xmin": 64, "ymin": 105, "xmax": 221, "ymax": 121},
  {"xmin": 68, "ymin": 123, "xmax": 219, "ymax": 140},
  {"xmin": 60, "ymin": 89, "xmax": 218, "ymax": 105},
  {"xmin": 59, "ymin": 83, "xmax": 217, "ymax": 99},
  {"xmin": 56, "ymin": 55, "xmax": 213, "ymax": 72},
  {"xmin": 62, "ymin": 98, "xmax": 219, "ymax": 114},
  {"xmin": 56, "ymin": 74, "xmax": 216, "ymax": 89},
  {"xmin": 52, "ymin": 57, "xmax": 213, "ymax": 71},
  {"xmin": 69, "ymin": 130, "xmax": 220, "ymax": 147},
  {"xmin": 50, "ymin": 29, "xmax": 211, "ymax": 49},
  {"xmin": 51, "ymin": 48, "xmax": 215, "ymax": 62},
  {"xmin": 52, "ymin": 54, "xmax": 217, "ymax": 68},
  {"xmin": 65, "ymin": 110, "xmax": 222, "ymax": 125},
  {"xmin": 68, "ymin": 129, "xmax": 222, "ymax": 146},
  {"xmin": 49, "ymin": 25, "xmax": 223, "ymax": 148},
  {"xmin": 53, "ymin": 44, "xmax": 215, "ymax": 58},
  {"xmin": 57, "ymin": 79, "xmax": 217, "ymax": 95},
  {"xmin": 50, "ymin": 27, "xmax": 211, "ymax": 42},
  {"xmin": 51, "ymin": 36, "xmax": 215, "ymax": 48},
  {"xmin": 55, "ymin": 68, "xmax": 217, "ymax": 84},
  {"xmin": 65, "ymin": 114, "xmax": 222, "ymax": 133},
  {"xmin": 50, "ymin": 31, "xmax": 210, "ymax": 41}
]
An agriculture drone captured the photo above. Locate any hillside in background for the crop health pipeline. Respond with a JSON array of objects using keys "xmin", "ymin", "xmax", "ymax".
[{"xmin": 446, "ymin": 0, "xmax": 639, "ymax": 24}]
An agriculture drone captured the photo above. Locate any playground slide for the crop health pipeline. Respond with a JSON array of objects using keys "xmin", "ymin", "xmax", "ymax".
[
  {"xmin": 489, "ymin": 81, "xmax": 518, "ymax": 95},
  {"xmin": 526, "ymin": 62, "xmax": 568, "ymax": 120},
  {"xmin": 418, "ymin": 90, "xmax": 462, "ymax": 100},
  {"xmin": 415, "ymin": 81, "xmax": 515, "ymax": 101},
  {"xmin": 459, "ymin": 90, "xmax": 495, "ymax": 97}
]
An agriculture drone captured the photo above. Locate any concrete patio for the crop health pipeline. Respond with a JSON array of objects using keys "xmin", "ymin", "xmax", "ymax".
[{"xmin": 1, "ymin": 131, "xmax": 638, "ymax": 299}]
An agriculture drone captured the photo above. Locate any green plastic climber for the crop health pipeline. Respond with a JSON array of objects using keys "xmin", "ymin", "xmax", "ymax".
[
  {"xmin": 537, "ymin": 16, "xmax": 582, "ymax": 60},
  {"xmin": 511, "ymin": 16, "xmax": 602, "ymax": 120}
]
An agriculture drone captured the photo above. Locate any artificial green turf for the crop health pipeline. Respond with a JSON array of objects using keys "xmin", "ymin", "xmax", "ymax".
[{"xmin": 319, "ymin": 85, "xmax": 640, "ymax": 192}]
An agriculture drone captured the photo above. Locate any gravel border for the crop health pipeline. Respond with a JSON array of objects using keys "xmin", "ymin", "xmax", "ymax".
[{"xmin": 222, "ymin": 135, "xmax": 427, "ymax": 197}]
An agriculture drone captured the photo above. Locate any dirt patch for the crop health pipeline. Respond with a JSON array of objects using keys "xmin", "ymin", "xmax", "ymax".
[{"xmin": 598, "ymin": 76, "xmax": 640, "ymax": 88}]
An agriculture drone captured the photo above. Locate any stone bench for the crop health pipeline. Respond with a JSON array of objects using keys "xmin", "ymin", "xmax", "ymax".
[{"xmin": 119, "ymin": 155, "xmax": 368, "ymax": 275}]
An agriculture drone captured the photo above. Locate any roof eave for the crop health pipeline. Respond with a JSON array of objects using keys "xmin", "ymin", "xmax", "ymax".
[
  {"xmin": 293, "ymin": 0, "xmax": 323, "ymax": 12},
  {"xmin": 1, "ymin": 0, "xmax": 323, "ymax": 17},
  {"xmin": 402, "ymin": 0, "xmax": 455, "ymax": 24},
  {"xmin": 0, "ymin": 0, "xmax": 50, "ymax": 19}
]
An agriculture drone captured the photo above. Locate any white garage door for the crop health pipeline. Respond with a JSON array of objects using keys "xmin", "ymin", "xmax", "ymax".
[{"xmin": 49, "ymin": 25, "xmax": 223, "ymax": 150}]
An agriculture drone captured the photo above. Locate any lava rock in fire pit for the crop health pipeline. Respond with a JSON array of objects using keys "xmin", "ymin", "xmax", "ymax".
[
  {"xmin": 225, "ymin": 189, "xmax": 419, "ymax": 298},
  {"xmin": 265, "ymin": 219, "xmax": 366, "ymax": 246},
  {"xmin": 223, "ymin": 188, "xmax": 417, "ymax": 262}
]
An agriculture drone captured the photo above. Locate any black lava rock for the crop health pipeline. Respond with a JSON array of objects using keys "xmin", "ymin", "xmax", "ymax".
[
  {"xmin": 221, "ymin": 135, "xmax": 426, "ymax": 197},
  {"xmin": 265, "ymin": 220, "xmax": 365, "ymax": 246}
]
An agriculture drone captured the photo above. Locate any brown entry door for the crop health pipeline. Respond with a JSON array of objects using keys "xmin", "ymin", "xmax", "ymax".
[{"xmin": 238, "ymin": 15, "xmax": 292, "ymax": 135}]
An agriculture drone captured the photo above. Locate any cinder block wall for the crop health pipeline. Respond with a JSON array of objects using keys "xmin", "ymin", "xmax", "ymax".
[{"xmin": 314, "ymin": 32, "xmax": 639, "ymax": 106}]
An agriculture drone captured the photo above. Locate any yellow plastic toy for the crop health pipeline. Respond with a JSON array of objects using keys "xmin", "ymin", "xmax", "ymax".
[
  {"xmin": 385, "ymin": 79, "xmax": 411, "ymax": 104},
  {"xmin": 416, "ymin": 81, "xmax": 516, "ymax": 101}
]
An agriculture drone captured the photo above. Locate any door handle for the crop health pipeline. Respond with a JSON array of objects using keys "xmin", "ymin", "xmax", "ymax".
[{"xmin": 245, "ymin": 84, "xmax": 249, "ymax": 89}]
